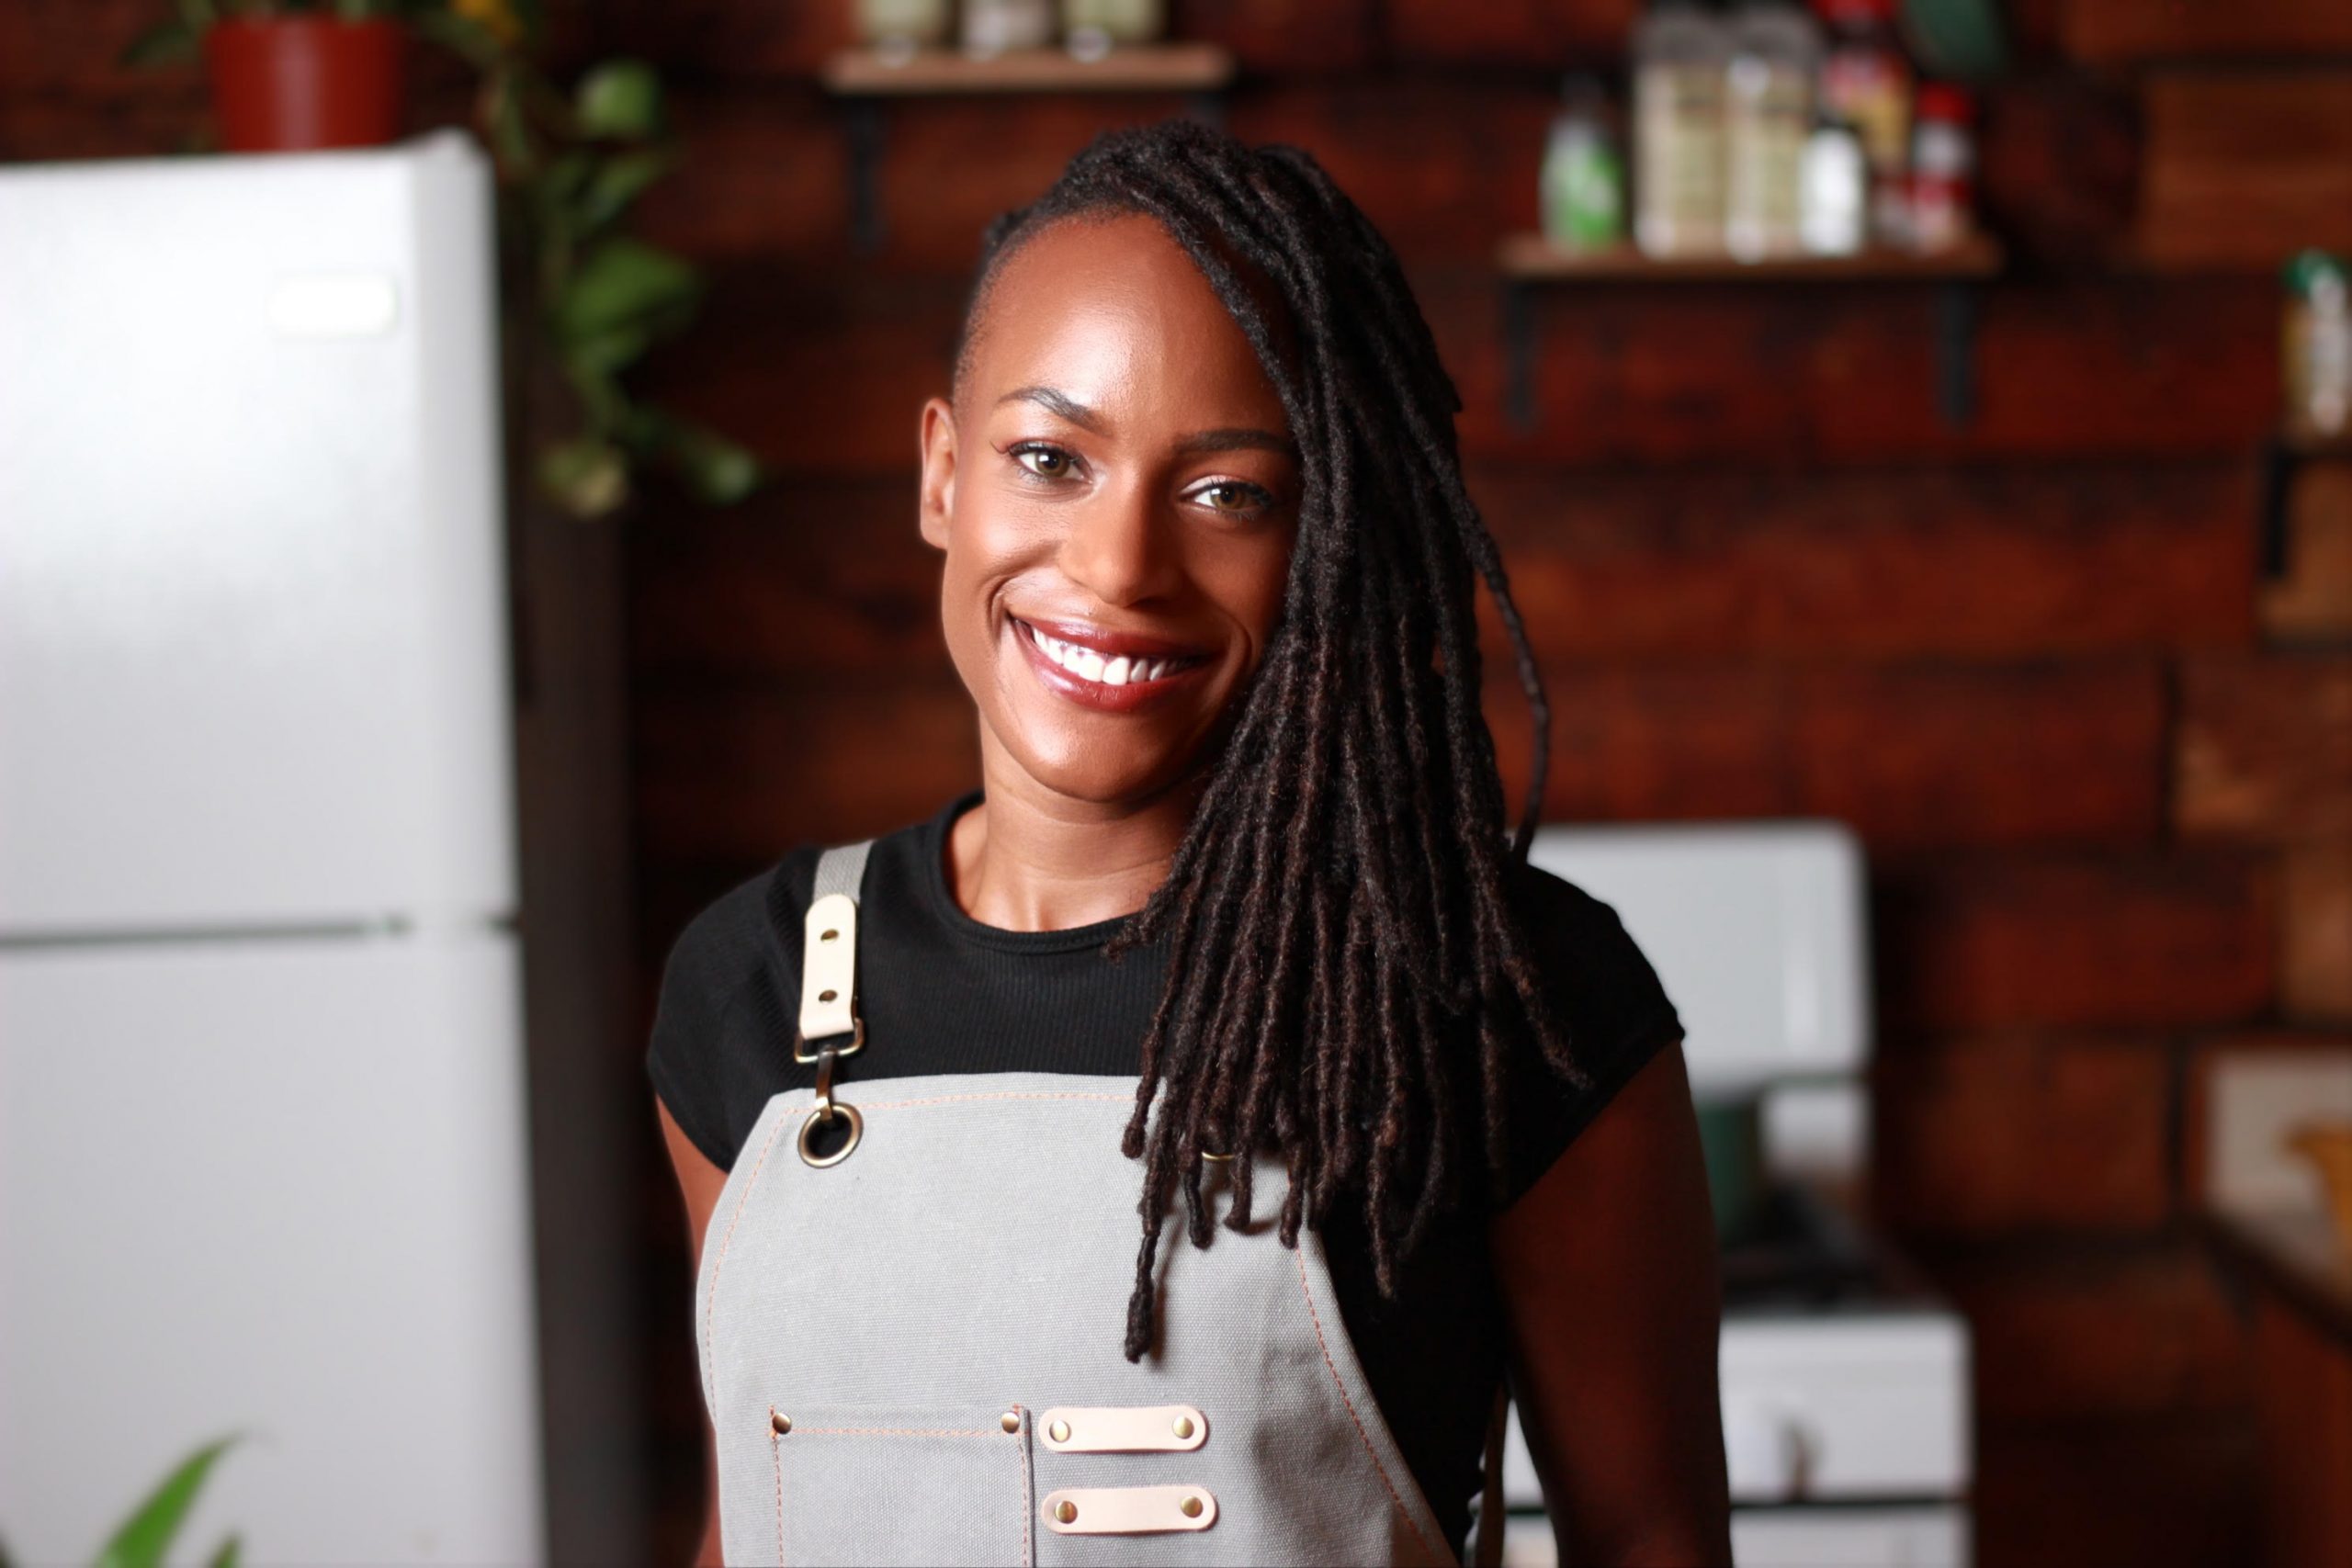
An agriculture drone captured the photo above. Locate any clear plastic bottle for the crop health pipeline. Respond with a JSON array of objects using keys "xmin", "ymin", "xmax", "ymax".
[
  {"xmin": 1542, "ymin": 76, "xmax": 1626, "ymax": 252},
  {"xmin": 1800, "ymin": 117, "xmax": 1867, "ymax": 255},
  {"xmin": 1634, "ymin": 1, "xmax": 1733, "ymax": 258},
  {"xmin": 1813, "ymin": 0, "xmax": 1913, "ymax": 248},
  {"xmin": 2284, "ymin": 251, "xmax": 2352, "ymax": 445},
  {"xmin": 1724, "ymin": 3, "xmax": 1820, "ymax": 261},
  {"xmin": 963, "ymin": 0, "xmax": 1056, "ymax": 57}
]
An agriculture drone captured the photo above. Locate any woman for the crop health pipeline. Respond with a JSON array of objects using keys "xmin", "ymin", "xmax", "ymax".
[{"xmin": 652, "ymin": 119, "xmax": 1728, "ymax": 1567}]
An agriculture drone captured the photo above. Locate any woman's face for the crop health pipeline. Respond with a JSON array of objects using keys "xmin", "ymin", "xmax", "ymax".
[{"xmin": 919, "ymin": 214, "xmax": 1301, "ymax": 807}]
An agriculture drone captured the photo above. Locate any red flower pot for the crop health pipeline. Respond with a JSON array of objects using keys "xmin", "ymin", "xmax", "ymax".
[{"xmin": 203, "ymin": 16, "xmax": 408, "ymax": 153}]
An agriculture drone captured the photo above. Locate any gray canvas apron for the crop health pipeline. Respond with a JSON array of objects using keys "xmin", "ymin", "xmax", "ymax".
[{"xmin": 695, "ymin": 840, "xmax": 1477, "ymax": 1566}]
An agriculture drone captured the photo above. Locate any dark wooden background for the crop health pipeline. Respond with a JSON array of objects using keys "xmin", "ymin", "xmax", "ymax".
[{"xmin": 8, "ymin": 3, "xmax": 2350, "ymax": 1563}]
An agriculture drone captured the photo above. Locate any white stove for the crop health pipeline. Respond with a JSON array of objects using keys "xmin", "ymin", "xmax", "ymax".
[{"xmin": 1499, "ymin": 824, "xmax": 1973, "ymax": 1568}]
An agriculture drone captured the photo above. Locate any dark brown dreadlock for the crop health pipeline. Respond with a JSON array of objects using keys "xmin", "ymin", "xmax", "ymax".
[{"xmin": 954, "ymin": 119, "xmax": 1587, "ymax": 1361}]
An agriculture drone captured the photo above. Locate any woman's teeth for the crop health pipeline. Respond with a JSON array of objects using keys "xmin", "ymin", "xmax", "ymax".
[{"xmin": 1023, "ymin": 621, "xmax": 1187, "ymax": 686}]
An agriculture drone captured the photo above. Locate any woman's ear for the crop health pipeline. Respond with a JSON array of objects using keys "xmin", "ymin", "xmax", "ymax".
[{"xmin": 918, "ymin": 396, "xmax": 956, "ymax": 552}]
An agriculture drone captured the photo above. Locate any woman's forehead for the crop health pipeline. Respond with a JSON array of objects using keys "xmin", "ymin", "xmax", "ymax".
[{"xmin": 961, "ymin": 214, "xmax": 1292, "ymax": 431}]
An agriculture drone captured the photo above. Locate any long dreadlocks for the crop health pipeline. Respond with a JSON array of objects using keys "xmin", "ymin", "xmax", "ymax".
[{"xmin": 952, "ymin": 119, "xmax": 1586, "ymax": 1361}]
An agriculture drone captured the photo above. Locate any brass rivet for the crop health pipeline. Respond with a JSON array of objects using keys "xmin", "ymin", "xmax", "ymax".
[
  {"xmin": 1000, "ymin": 1410, "xmax": 1021, "ymax": 1432},
  {"xmin": 1047, "ymin": 1419, "xmax": 1070, "ymax": 1443},
  {"xmin": 771, "ymin": 1412, "xmax": 791, "ymax": 1435},
  {"xmin": 820, "ymin": 928, "xmax": 840, "ymax": 942},
  {"xmin": 1179, "ymin": 1495, "xmax": 1203, "ymax": 1519},
  {"xmin": 1053, "ymin": 1500, "xmax": 1077, "ymax": 1524},
  {"xmin": 1171, "ymin": 1414, "xmax": 1194, "ymax": 1439},
  {"xmin": 819, "ymin": 987, "xmax": 838, "ymax": 1002}
]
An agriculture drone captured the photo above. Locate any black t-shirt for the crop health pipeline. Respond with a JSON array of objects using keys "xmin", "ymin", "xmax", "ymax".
[{"xmin": 649, "ymin": 789, "xmax": 1682, "ymax": 1557}]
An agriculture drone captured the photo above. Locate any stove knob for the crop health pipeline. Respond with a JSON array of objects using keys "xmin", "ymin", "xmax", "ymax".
[{"xmin": 1722, "ymin": 1393, "xmax": 1814, "ymax": 1501}]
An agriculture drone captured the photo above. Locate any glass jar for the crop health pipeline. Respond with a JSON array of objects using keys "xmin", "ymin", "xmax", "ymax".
[
  {"xmin": 1063, "ymin": 0, "xmax": 1164, "ymax": 59},
  {"xmin": 963, "ymin": 0, "xmax": 1055, "ymax": 57},
  {"xmin": 2284, "ymin": 251, "xmax": 2352, "ymax": 446},
  {"xmin": 1724, "ymin": 3, "xmax": 1820, "ymax": 261},
  {"xmin": 1634, "ymin": 0, "xmax": 1732, "ymax": 258}
]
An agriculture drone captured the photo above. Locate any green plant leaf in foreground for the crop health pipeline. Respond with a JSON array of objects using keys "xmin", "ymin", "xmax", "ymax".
[
  {"xmin": 573, "ymin": 60, "xmax": 663, "ymax": 141},
  {"xmin": 556, "ymin": 238, "xmax": 701, "ymax": 343},
  {"xmin": 95, "ymin": 1434, "xmax": 240, "ymax": 1568}
]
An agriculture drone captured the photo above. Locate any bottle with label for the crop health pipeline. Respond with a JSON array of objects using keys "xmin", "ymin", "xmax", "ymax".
[
  {"xmin": 1908, "ymin": 83, "xmax": 1975, "ymax": 253},
  {"xmin": 2285, "ymin": 251, "xmax": 2352, "ymax": 446},
  {"xmin": 1543, "ymin": 76, "xmax": 1627, "ymax": 253},
  {"xmin": 964, "ymin": 0, "xmax": 1056, "ymax": 57},
  {"xmin": 1063, "ymin": 0, "xmax": 1163, "ymax": 60},
  {"xmin": 1800, "ymin": 117, "xmax": 1866, "ymax": 255},
  {"xmin": 1812, "ymin": 0, "xmax": 1913, "ymax": 248},
  {"xmin": 1634, "ymin": 0, "xmax": 1732, "ymax": 258},
  {"xmin": 859, "ymin": 0, "xmax": 952, "ymax": 61},
  {"xmin": 1724, "ymin": 3, "xmax": 1820, "ymax": 261}
]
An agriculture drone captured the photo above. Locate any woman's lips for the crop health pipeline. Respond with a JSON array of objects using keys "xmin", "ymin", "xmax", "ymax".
[{"xmin": 1010, "ymin": 616, "xmax": 1212, "ymax": 714}]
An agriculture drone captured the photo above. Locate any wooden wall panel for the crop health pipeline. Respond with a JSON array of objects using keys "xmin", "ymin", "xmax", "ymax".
[
  {"xmin": 1475, "ymin": 461, "xmax": 2258, "ymax": 659},
  {"xmin": 1174, "ymin": 0, "xmax": 1376, "ymax": 73},
  {"xmin": 2176, "ymin": 653, "xmax": 2352, "ymax": 840},
  {"xmin": 2282, "ymin": 841, "xmax": 2352, "ymax": 1021},
  {"xmin": 2137, "ymin": 70, "xmax": 2352, "ymax": 270},
  {"xmin": 1487, "ymin": 660, "xmax": 2168, "ymax": 849},
  {"xmin": 1379, "ymin": 0, "xmax": 1636, "ymax": 66},
  {"xmin": 1973, "ymin": 1413, "xmax": 2261, "ymax": 1568},
  {"xmin": 1874, "ymin": 1032, "xmax": 2176, "ymax": 1236},
  {"xmin": 1872, "ymin": 853, "xmax": 2276, "ymax": 1031},
  {"xmin": 2263, "ymin": 459, "xmax": 2352, "ymax": 641},
  {"xmin": 1924, "ymin": 1245, "xmax": 2252, "ymax": 1421},
  {"xmin": 2064, "ymin": 0, "xmax": 2352, "ymax": 62}
]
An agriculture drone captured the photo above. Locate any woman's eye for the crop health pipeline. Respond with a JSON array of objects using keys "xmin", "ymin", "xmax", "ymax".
[
  {"xmin": 1011, "ymin": 445, "xmax": 1075, "ymax": 479},
  {"xmin": 1193, "ymin": 480, "xmax": 1272, "ymax": 515}
]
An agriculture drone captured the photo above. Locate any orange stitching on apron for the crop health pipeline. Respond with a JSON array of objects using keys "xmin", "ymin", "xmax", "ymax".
[
  {"xmin": 842, "ymin": 1089, "xmax": 1131, "ymax": 1111},
  {"xmin": 705, "ymin": 1111, "xmax": 794, "ymax": 1408},
  {"xmin": 1293, "ymin": 1246, "xmax": 1442, "ymax": 1562},
  {"xmin": 789, "ymin": 1425, "xmax": 1002, "ymax": 1438},
  {"xmin": 1015, "ymin": 1403, "xmax": 1035, "ymax": 1566},
  {"xmin": 769, "ymin": 1409, "xmax": 786, "ymax": 1566}
]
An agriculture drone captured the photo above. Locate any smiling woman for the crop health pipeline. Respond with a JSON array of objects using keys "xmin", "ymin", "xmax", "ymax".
[{"xmin": 650, "ymin": 120, "xmax": 1729, "ymax": 1568}]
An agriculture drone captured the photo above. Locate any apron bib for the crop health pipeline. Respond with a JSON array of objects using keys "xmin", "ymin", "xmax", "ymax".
[{"xmin": 695, "ymin": 840, "xmax": 1466, "ymax": 1566}]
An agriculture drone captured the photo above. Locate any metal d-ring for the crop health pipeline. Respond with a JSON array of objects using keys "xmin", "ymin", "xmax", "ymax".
[{"xmin": 797, "ymin": 1044, "xmax": 862, "ymax": 1168}]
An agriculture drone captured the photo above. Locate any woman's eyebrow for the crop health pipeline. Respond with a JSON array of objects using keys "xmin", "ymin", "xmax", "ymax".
[
  {"xmin": 997, "ymin": 385, "xmax": 1295, "ymax": 458},
  {"xmin": 995, "ymin": 385, "xmax": 1104, "ymax": 432}
]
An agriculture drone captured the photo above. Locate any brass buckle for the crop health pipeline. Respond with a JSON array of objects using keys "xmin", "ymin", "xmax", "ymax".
[
  {"xmin": 797, "ymin": 1044, "xmax": 862, "ymax": 1168},
  {"xmin": 792, "ymin": 1017, "xmax": 865, "ymax": 1064}
]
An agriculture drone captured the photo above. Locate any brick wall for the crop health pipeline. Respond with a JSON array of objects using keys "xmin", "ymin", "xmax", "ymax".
[{"xmin": 7, "ymin": 3, "xmax": 2347, "ymax": 1562}]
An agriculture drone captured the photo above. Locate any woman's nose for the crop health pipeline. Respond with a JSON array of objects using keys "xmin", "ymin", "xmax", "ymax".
[{"xmin": 1056, "ymin": 479, "xmax": 1176, "ymax": 608}]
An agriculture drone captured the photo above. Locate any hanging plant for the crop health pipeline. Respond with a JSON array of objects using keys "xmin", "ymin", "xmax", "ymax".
[{"xmin": 125, "ymin": 0, "xmax": 763, "ymax": 520}]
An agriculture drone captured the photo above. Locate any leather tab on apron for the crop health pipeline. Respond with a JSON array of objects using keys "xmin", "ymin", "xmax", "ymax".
[
  {"xmin": 1041, "ymin": 1484, "xmax": 1218, "ymax": 1535},
  {"xmin": 794, "ymin": 840, "xmax": 873, "ymax": 1061},
  {"xmin": 1037, "ymin": 1404, "xmax": 1207, "ymax": 1453}
]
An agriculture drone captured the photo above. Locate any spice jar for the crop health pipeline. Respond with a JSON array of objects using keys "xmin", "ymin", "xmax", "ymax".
[
  {"xmin": 2284, "ymin": 251, "xmax": 2352, "ymax": 446},
  {"xmin": 964, "ymin": 0, "xmax": 1055, "ymax": 57},
  {"xmin": 1908, "ymin": 84, "xmax": 1974, "ymax": 253},
  {"xmin": 1724, "ymin": 3, "xmax": 1821, "ymax": 262},
  {"xmin": 1634, "ymin": 0, "xmax": 1731, "ymax": 258},
  {"xmin": 1063, "ymin": 0, "xmax": 1163, "ymax": 59}
]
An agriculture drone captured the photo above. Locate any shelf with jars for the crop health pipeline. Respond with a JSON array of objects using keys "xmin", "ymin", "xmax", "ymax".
[
  {"xmin": 823, "ymin": 2, "xmax": 1233, "ymax": 250},
  {"xmin": 1498, "ymin": 0, "xmax": 2007, "ymax": 429}
]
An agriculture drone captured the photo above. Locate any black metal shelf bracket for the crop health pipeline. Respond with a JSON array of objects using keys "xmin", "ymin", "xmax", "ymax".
[
  {"xmin": 1498, "ymin": 270, "xmax": 1990, "ymax": 434},
  {"xmin": 836, "ymin": 87, "xmax": 1227, "ymax": 256}
]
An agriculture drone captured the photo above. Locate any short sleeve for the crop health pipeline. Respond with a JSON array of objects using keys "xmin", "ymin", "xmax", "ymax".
[
  {"xmin": 645, "ymin": 852, "xmax": 813, "ymax": 1171},
  {"xmin": 1495, "ymin": 863, "xmax": 1687, "ymax": 1204}
]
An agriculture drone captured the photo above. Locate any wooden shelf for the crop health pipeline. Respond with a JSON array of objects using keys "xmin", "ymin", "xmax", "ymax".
[
  {"xmin": 1497, "ymin": 232, "xmax": 2007, "ymax": 283},
  {"xmin": 822, "ymin": 42, "xmax": 1236, "ymax": 97},
  {"xmin": 1497, "ymin": 232, "xmax": 2007, "ymax": 429}
]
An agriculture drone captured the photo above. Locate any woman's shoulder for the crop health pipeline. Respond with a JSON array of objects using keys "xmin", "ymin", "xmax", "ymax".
[{"xmin": 1492, "ymin": 857, "xmax": 1687, "ymax": 1202}]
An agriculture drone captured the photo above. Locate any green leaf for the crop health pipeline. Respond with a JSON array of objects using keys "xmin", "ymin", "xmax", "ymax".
[
  {"xmin": 573, "ymin": 61, "xmax": 663, "ymax": 141},
  {"xmin": 119, "ymin": 21, "xmax": 198, "ymax": 69},
  {"xmin": 575, "ymin": 149, "xmax": 673, "ymax": 234},
  {"xmin": 95, "ymin": 1435, "xmax": 240, "ymax": 1568},
  {"xmin": 555, "ymin": 238, "xmax": 700, "ymax": 343},
  {"xmin": 538, "ymin": 436, "xmax": 631, "ymax": 519},
  {"xmin": 207, "ymin": 1534, "xmax": 242, "ymax": 1568},
  {"xmin": 657, "ymin": 416, "xmax": 763, "ymax": 506},
  {"xmin": 565, "ymin": 322, "xmax": 655, "ymax": 379}
]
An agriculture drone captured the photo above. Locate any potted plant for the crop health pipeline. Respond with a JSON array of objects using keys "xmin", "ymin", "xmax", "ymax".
[
  {"xmin": 125, "ymin": 3, "xmax": 422, "ymax": 153},
  {"xmin": 0, "ymin": 1433, "xmax": 243, "ymax": 1568}
]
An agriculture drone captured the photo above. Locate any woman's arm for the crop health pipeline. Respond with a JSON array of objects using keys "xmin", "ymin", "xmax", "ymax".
[
  {"xmin": 659, "ymin": 1099, "xmax": 732, "ymax": 1568},
  {"xmin": 1488, "ymin": 1039, "xmax": 1732, "ymax": 1567}
]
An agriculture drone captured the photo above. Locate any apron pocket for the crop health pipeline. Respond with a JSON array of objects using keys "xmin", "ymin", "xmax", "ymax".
[{"xmin": 763, "ymin": 1399, "xmax": 1036, "ymax": 1567}]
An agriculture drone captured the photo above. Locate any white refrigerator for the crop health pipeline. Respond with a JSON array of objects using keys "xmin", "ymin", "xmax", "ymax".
[{"xmin": 0, "ymin": 133, "xmax": 544, "ymax": 1563}]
